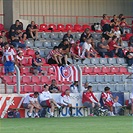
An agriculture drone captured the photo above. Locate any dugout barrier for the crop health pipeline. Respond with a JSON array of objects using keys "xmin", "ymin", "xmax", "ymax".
[{"xmin": 0, "ymin": 92, "xmax": 130, "ymax": 118}]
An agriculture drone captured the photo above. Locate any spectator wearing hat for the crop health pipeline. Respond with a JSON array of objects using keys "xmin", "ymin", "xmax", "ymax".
[
  {"xmin": 31, "ymin": 51, "xmax": 44, "ymax": 75},
  {"xmin": 63, "ymin": 30, "xmax": 73, "ymax": 42},
  {"xmin": 70, "ymin": 81, "xmax": 80, "ymax": 93},
  {"xmin": 49, "ymin": 79, "xmax": 60, "ymax": 93}
]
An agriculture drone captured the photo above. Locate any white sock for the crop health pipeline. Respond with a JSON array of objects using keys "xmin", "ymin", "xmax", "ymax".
[
  {"xmin": 51, "ymin": 112, "xmax": 54, "ymax": 116},
  {"xmin": 29, "ymin": 113, "xmax": 32, "ymax": 116},
  {"xmin": 35, "ymin": 113, "xmax": 38, "ymax": 116}
]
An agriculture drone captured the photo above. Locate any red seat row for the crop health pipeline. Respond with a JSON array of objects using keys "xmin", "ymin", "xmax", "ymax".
[
  {"xmin": 13, "ymin": 85, "xmax": 70, "ymax": 93},
  {"xmin": 82, "ymin": 66, "xmax": 131, "ymax": 75},
  {"xmin": 39, "ymin": 24, "xmax": 93, "ymax": 32}
]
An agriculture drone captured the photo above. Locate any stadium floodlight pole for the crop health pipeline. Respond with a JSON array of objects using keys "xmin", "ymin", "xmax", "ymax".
[
  {"xmin": 15, "ymin": 65, "xmax": 20, "ymax": 95},
  {"xmin": 77, "ymin": 65, "xmax": 82, "ymax": 93}
]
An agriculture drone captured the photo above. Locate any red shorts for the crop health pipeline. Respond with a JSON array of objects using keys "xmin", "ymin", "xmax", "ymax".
[
  {"xmin": 104, "ymin": 101, "xmax": 114, "ymax": 107},
  {"xmin": 46, "ymin": 100, "xmax": 51, "ymax": 108}
]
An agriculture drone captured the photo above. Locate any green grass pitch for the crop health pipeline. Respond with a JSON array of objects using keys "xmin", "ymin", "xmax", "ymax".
[{"xmin": 0, "ymin": 116, "xmax": 133, "ymax": 133}]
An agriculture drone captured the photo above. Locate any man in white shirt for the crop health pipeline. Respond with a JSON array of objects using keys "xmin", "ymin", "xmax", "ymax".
[
  {"xmin": 81, "ymin": 37, "xmax": 98, "ymax": 58},
  {"xmin": 58, "ymin": 89, "xmax": 73, "ymax": 116},
  {"xmin": 70, "ymin": 81, "xmax": 79, "ymax": 93},
  {"xmin": 39, "ymin": 84, "xmax": 61, "ymax": 117},
  {"xmin": 23, "ymin": 92, "xmax": 41, "ymax": 118}
]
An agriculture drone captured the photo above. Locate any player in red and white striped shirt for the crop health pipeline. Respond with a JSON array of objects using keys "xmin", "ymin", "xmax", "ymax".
[
  {"xmin": 82, "ymin": 86, "xmax": 100, "ymax": 116},
  {"xmin": 2, "ymin": 42, "xmax": 16, "ymax": 75},
  {"xmin": 101, "ymin": 86, "xmax": 122, "ymax": 116}
]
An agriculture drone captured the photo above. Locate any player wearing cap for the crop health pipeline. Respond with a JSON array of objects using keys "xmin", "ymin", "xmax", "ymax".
[
  {"xmin": 23, "ymin": 92, "xmax": 41, "ymax": 118},
  {"xmin": 31, "ymin": 51, "xmax": 44, "ymax": 75},
  {"xmin": 82, "ymin": 86, "xmax": 100, "ymax": 116},
  {"xmin": 39, "ymin": 84, "xmax": 61, "ymax": 117}
]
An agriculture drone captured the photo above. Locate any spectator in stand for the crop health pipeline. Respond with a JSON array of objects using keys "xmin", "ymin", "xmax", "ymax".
[
  {"xmin": 16, "ymin": 50, "xmax": 24, "ymax": 68},
  {"xmin": 63, "ymin": 30, "xmax": 73, "ymax": 42},
  {"xmin": 1, "ymin": 31, "xmax": 7, "ymax": 43},
  {"xmin": 70, "ymin": 81, "xmax": 79, "ymax": 93},
  {"xmin": 70, "ymin": 40, "xmax": 85, "ymax": 60},
  {"xmin": 19, "ymin": 21, "xmax": 23, "ymax": 30},
  {"xmin": 114, "ymin": 26, "xmax": 123, "ymax": 45},
  {"xmin": 2, "ymin": 42, "xmax": 16, "ymax": 75},
  {"xmin": 58, "ymin": 39, "xmax": 70, "ymax": 54},
  {"xmin": 81, "ymin": 37, "xmax": 98, "ymax": 58},
  {"xmin": 80, "ymin": 28, "xmax": 92, "ymax": 46},
  {"xmin": 23, "ymin": 92, "xmax": 41, "ymax": 118},
  {"xmin": 108, "ymin": 35, "xmax": 124, "ymax": 57},
  {"xmin": 39, "ymin": 84, "xmax": 62, "ymax": 117},
  {"xmin": 111, "ymin": 15, "xmax": 119, "ymax": 27},
  {"xmin": 125, "ymin": 46, "xmax": 133, "ymax": 67},
  {"xmin": 118, "ymin": 14, "xmax": 124, "ymax": 22},
  {"xmin": 9, "ymin": 20, "xmax": 22, "ymax": 38},
  {"xmin": 120, "ymin": 18, "xmax": 130, "ymax": 28},
  {"xmin": 49, "ymin": 79, "xmax": 60, "ymax": 93},
  {"xmin": 26, "ymin": 21, "xmax": 38, "ymax": 39},
  {"xmin": 97, "ymin": 37, "xmax": 109, "ymax": 58},
  {"xmin": 58, "ymin": 89, "xmax": 73, "ymax": 116},
  {"xmin": 101, "ymin": 14, "xmax": 110, "ymax": 27},
  {"xmin": 31, "ymin": 51, "xmax": 44, "ymax": 75},
  {"xmin": 129, "ymin": 35, "xmax": 133, "ymax": 47},
  {"xmin": 101, "ymin": 86, "xmax": 122, "ymax": 116},
  {"xmin": 11, "ymin": 29, "xmax": 26, "ymax": 49},
  {"xmin": 82, "ymin": 86, "xmax": 100, "ymax": 116},
  {"xmin": 47, "ymin": 46, "xmax": 62, "ymax": 65}
]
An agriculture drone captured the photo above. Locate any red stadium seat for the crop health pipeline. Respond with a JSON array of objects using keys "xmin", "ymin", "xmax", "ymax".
[
  {"xmin": 23, "ymin": 85, "xmax": 33, "ymax": 93},
  {"xmin": 31, "ymin": 76, "xmax": 40, "ymax": 84},
  {"xmin": 39, "ymin": 24, "xmax": 48, "ymax": 31},
  {"xmin": 48, "ymin": 67, "xmax": 55, "ymax": 75},
  {"xmin": 2, "ymin": 76, "xmax": 14, "ymax": 85},
  {"xmin": 92, "ymin": 67, "xmax": 102, "ymax": 75},
  {"xmin": 21, "ymin": 76, "xmax": 31, "ymax": 84},
  {"xmin": 101, "ymin": 66, "xmax": 112, "ymax": 75},
  {"xmin": 27, "ymin": 58, "xmax": 33, "ymax": 66},
  {"xmin": 21, "ymin": 58, "xmax": 28, "ymax": 66},
  {"xmin": 82, "ymin": 66, "xmax": 93, "ymax": 75},
  {"xmin": 110, "ymin": 67, "xmax": 119, "ymax": 74},
  {"xmin": 20, "ymin": 67, "xmax": 32, "ymax": 75},
  {"xmin": 40, "ymin": 76, "xmax": 50, "ymax": 84},
  {"xmin": 48, "ymin": 24, "xmax": 57, "ymax": 31},
  {"xmin": 34, "ymin": 86, "xmax": 42, "ymax": 92},
  {"xmin": 12, "ymin": 76, "xmax": 17, "ymax": 84},
  {"xmin": 65, "ymin": 24, "xmax": 73, "ymax": 31},
  {"xmin": 119, "ymin": 67, "xmax": 130, "ymax": 75},
  {"xmin": 61, "ymin": 85, "xmax": 70, "ymax": 92},
  {"xmin": 74, "ymin": 24, "xmax": 83, "ymax": 32},
  {"xmin": 82, "ymin": 24, "xmax": 91, "ymax": 30},
  {"xmin": 26, "ymin": 49, "xmax": 35, "ymax": 56},
  {"xmin": 14, "ymin": 86, "xmax": 23, "ymax": 93},
  {"xmin": 57, "ymin": 24, "xmax": 65, "ymax": 32}
]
